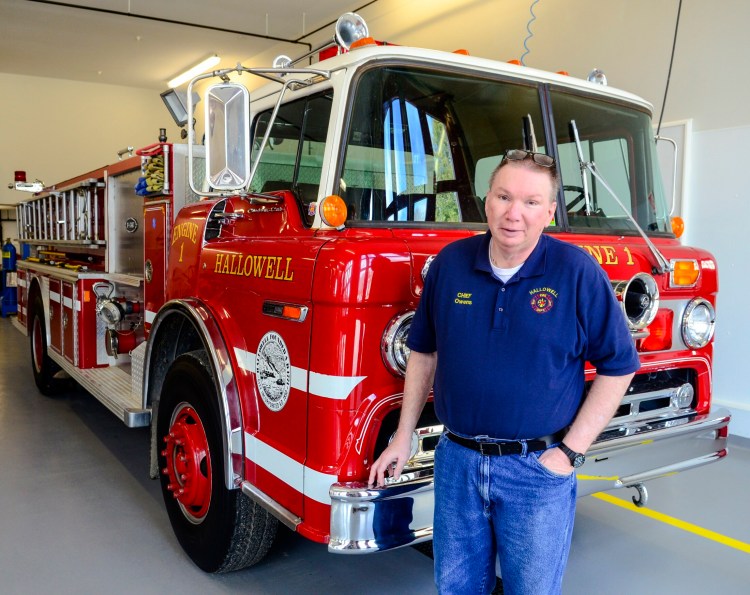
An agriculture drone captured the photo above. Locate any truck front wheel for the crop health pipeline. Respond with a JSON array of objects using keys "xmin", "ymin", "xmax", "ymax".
[{"xmin": 157, "ymin": 351, "xmax": 277, "ymax": 572}]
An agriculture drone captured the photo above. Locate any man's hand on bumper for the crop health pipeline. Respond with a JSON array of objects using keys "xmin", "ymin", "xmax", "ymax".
[{"xmin": 368, "ymin": 432, "xmax": 413, "ymax": 487}]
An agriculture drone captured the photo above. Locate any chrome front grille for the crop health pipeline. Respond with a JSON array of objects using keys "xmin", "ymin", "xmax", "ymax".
[
  {"xmin": 382, "ymin": 371, "xmax": 698, "ymax": 482},
  {"xmin": 609, "ymin": 383, "xmax": 695, "ymax": 426},
  {"xmin": 403, "ymin": 424, "xmax": 443, "ymax": 472}
]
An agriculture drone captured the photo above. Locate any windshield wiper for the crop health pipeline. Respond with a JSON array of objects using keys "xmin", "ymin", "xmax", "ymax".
[{"xmin": 570, "ymin": 120, "xmax": 671, "ymax": 275}]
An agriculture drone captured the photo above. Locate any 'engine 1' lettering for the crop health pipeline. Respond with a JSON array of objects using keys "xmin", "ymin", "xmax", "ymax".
[
  {"xmin": 171, "ymin": 221, "xmax": 199, "ymax": 245},
  {"xmin": 214, "ymin": 253, "xmax": 294, "ymax": 281},
  {"xmin": 578, "ymin": 245, "xmax": 635, "ymax": 266}
]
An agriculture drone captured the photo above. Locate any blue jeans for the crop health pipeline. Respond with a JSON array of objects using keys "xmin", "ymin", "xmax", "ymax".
[{"xmin": 433, "ymin": 433, "xmax": 577, "ymax": 595}]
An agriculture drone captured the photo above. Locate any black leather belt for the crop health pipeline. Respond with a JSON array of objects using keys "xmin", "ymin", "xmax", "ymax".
[{"xmin": 445, "ymin": 430, "xmax": 566, "ymax": 456}]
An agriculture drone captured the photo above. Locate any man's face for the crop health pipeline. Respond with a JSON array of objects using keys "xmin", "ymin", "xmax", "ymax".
[{"xmin": 485, "ymin": 163, "xmax": 557, "ymax": 259}]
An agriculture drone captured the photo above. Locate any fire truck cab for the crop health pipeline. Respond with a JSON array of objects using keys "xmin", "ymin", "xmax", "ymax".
[{"xmin": 14, "ymin": 13, "xmax": 729, "ymax": 573}]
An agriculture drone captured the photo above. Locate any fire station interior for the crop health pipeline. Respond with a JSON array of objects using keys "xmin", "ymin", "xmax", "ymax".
[{"xmin": 1, "ymin": 1, "xmax": 749, "ymax": 593}]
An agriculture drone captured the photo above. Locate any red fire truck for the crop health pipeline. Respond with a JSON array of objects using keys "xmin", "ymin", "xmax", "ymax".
[{"xmin": 13, "ymin": 13, "xmax": 729, "ymax": 573}]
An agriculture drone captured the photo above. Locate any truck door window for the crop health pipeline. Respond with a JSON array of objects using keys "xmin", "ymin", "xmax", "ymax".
[
  {"xmin": 341, "ymin": 67, "xmax": 546, "ymax": 226},
  {"xmin": 551, "ymin": 91, "xmax": 670, "ymax": 234},
  {"xmin": 250, "ymin": 92, "xmax": 332, "ymax": 225}
]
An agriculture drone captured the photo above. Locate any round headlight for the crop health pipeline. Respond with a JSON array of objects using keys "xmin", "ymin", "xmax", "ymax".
[
  {"xmin": 421, "ymin": 255, "xmax": 435, "ymax": 282},
  {"xmin": 681, "ymin": 298, "xmax": 716, "ymax": 349},
  {"xmin": 382, "ymin": 311, "xmax": 414, "ymax": 377}
]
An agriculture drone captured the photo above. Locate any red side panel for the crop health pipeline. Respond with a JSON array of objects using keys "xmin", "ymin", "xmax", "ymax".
[
  {"xmin": 17, "ymin": 269, "xmax": 27, "ymax": 326},
  {"xmin": 77, "ymin": 278, "xmax": 103, "ymax": 369},
  {"xmin": 62, "ymin": 281, "xmax": 75, "ymax": 363},
  {"xmin": 49, "ymin": 278, "xmax": 62, "ymax": 354},
  {"xmin": 144, "ymin": 203, "xmax": 168, "ymax": 332}
]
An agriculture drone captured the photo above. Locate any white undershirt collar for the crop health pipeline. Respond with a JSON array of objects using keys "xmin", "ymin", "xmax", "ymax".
[{"xmin": 489, "ymin": 244, "xmax": 523, "ymax": 282}]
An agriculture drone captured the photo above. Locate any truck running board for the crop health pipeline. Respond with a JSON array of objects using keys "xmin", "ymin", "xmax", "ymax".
[{"xmin": 47, "ymin": 349, "xmax": 151, "ymax": 427}]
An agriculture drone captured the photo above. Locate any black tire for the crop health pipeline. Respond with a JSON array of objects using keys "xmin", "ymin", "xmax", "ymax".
[
  {"xmin": 29, "ymin": 294, "xmax": 63, "ymax": 396},
  {"xmin": 157, "ymin": 351, "xmax": 278, "ymax": 572}
]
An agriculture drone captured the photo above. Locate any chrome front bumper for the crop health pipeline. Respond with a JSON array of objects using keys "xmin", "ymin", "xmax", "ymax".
[
  {"xmin": 328, "ymin": 407, "xmax": 730, "ymax": 553},
  {"xmin": 578, "ymin": 407, "xmax": 730, "ymax": 496},
  {"xmin": 329, "ymin": 476, "xmax": 435, "ymax": 553}
]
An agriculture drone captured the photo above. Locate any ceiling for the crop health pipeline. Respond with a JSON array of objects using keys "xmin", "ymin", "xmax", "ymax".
[{"xmin": 0, "ymin": 0, "xmax": 371, "ymax": 90}]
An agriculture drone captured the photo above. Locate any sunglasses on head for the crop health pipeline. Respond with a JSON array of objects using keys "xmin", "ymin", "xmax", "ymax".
[{"xmin": 503, "ymin": 149, "xmax": 555, "ymax": 168}]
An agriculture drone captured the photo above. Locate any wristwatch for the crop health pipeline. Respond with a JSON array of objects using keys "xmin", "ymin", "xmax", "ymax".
[{"xmin": 559, "ymin": 442, "xmax": 586, "ymax": 468}]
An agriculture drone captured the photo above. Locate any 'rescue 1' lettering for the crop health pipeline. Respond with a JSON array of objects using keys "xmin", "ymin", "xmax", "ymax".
[{"xmin": 214, "ymin": 253, "xmax": 294, "ymax": 281}]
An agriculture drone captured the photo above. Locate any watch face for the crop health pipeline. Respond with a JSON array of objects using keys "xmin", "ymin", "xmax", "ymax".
[{"xmin": 561, "ymin": 443, "xmax": 585, "ymax": 468}]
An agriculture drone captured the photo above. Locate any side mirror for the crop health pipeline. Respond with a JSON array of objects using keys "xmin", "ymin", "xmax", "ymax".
[{"xmin": 205, "ymin": 83, "xmax": 250, "ymax": 190}]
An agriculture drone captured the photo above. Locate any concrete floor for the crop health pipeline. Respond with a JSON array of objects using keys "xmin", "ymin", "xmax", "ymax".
[{"xmin": 1, "ymin": 316, "xmax": 748, "ymax": 594}]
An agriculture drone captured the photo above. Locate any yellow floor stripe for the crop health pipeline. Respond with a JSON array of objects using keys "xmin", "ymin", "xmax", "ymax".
[{"xmin": 593, "ymin": 492, "xmax": 750, "ymax": 554}]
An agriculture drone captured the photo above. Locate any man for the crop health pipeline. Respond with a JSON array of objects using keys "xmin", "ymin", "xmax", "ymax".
[{"xmin": 368, "ymin": 150, "xmax": 639, "ymax": 594}]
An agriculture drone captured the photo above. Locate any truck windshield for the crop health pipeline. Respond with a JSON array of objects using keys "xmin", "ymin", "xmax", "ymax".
[
  {"xmin": 340, "ymin": 66, "xmax": 670, "ymax": 235},
  {"xmin": 552, "ymin": 90, "xmax": 671, "ymax": 234},
  {"xmin": 340, "ymin": 66, "xmax": 545, "ymax": 226}
]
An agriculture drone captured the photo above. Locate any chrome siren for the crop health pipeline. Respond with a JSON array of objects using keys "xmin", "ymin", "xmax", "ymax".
[
  {"xmin": 611, "ymin": 272, "xmax": 659, "ymax": 331},
  {"xmin": 334, "ymin": 12, "xmax": 369, "ymax": 49},
  {"xmin": 271, "ymin": 12, "xmax": 368, "ymax": 70}
]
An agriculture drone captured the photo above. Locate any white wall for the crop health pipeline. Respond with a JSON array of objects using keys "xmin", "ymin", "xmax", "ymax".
[
  {"xmin": 0, "ymin": 73, "xmax": 182, "ymax": 204},
  {"xmin": 685, "ymin": 126, "xmax": 750, "ymax": 436}
]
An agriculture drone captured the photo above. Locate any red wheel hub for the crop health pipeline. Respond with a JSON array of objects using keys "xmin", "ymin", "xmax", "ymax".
[{"xmin": 161, "ymin": 404, "xmax": 212, "ymax": 522}]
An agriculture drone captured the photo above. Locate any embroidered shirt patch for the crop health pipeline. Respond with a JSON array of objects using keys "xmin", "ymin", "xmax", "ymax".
[{"xmin": 529, "ymin": 290, "xmax": 556, "ymax": 314}]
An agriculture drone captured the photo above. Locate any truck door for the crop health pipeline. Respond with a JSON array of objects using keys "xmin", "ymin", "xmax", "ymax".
[
  {"xmin": 238, "ymin": 91, "xmax": 334, "ymax": 517},
  {"xmin": 143, "ymin": 202, "xmax": 168, "ymax": 331}
]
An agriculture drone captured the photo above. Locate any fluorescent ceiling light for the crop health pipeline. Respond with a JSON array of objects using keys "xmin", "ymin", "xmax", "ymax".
[{"xmin": 167, "ymin": 54, "xmax": 221, "ymax": 88}]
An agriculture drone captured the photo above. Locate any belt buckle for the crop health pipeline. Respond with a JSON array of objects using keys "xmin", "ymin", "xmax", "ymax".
[{"xmin": 478, "ymin": 442, "xmax": 502, "ymax": 456}]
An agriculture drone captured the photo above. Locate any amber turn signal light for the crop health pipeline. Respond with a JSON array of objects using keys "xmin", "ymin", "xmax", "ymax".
[
  {"xmin": 670, "ymin": 259, "xmax": 700, "ymax": 287},
  {"xmin": 351, "ymin": 36, "xmax": 377, "ymax": 49},
  {"xmin": 320, "ymin": 195, "xmax": 348, "ymax": 229},
  {"xmin": 671, "ymin": 216, "xmax": 685, "ymax": 238}
]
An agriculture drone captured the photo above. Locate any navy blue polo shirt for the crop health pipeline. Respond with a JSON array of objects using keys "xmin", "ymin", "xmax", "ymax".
[{"xmin": 407, "ymin": 231, "xmax": 640, "ymax": 439}]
